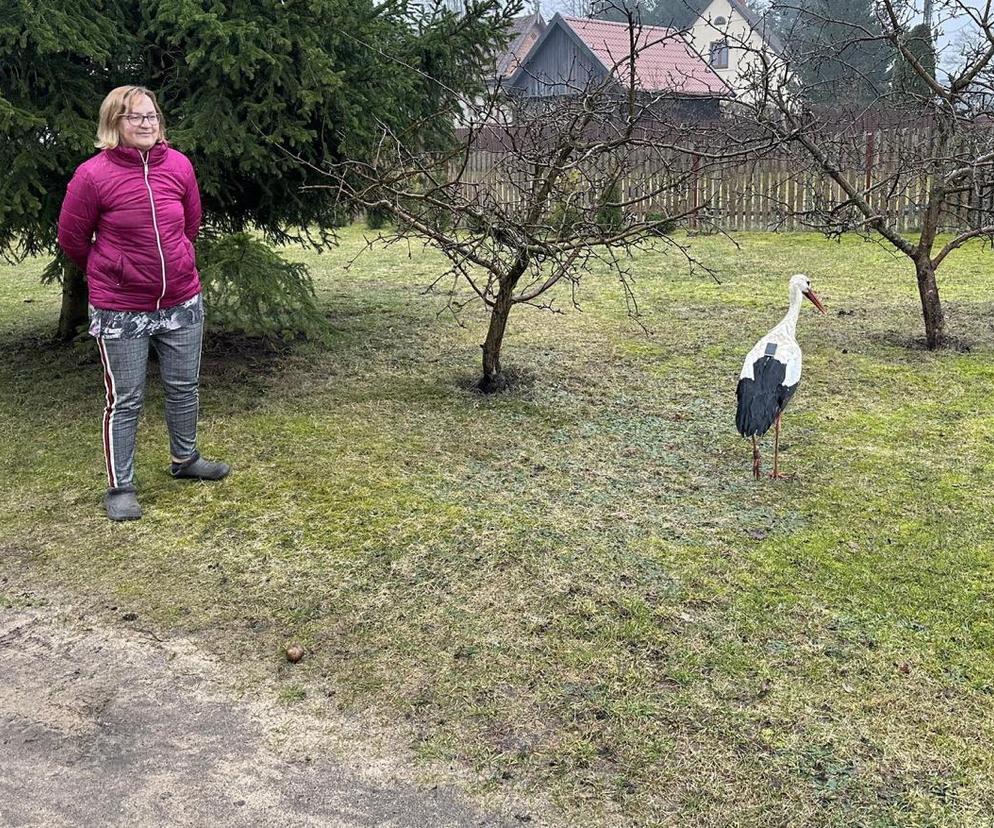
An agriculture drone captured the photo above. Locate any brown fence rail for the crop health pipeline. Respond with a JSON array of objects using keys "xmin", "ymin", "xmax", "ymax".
[{"xmin": 456, "ymin": 125, "xmax": 994, "ymax": 234}]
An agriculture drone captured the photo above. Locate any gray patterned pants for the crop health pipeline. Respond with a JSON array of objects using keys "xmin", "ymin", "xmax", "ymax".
[{"xmin": 96, "ymin": 323, "xmax": 203, "ymax": 489}]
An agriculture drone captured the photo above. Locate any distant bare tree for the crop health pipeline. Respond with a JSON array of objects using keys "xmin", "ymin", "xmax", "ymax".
[
  {"xmin": 734, "ymin": 0, "xmax": 994, "ymax": 348},
  {"xmin": 324, "ymin": 4, "xmax": 775, "ymax": 390},
  {"xmin": 555, "ymin": 0, "xmax": 598, "ymax": 17}
]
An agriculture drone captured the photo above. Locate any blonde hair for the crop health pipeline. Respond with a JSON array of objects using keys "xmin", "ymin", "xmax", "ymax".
[{"xmin": 95, "ymin": 85, "xmax": 167, "ymax": 149}]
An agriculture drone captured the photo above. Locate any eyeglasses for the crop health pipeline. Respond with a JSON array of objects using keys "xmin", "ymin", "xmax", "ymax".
[{"xmin": 121, "ymin": 113, "xmax": 160, "ymax": 125}]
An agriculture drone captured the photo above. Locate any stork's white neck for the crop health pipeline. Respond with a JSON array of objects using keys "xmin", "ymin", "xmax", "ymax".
[{"xmin": 772, "ymin": 287, "xmax": 803, "ymax": 340}]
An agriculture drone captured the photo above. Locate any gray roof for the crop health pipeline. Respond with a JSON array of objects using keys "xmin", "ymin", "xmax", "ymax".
[{"xmin": 495, "ymin": 12, "xmax": 547, "ymax": 79}]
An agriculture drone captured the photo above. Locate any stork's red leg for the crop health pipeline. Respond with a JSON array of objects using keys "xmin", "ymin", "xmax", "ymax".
[
  {"xmin": 772, "ymin": 414, "xmax": 781, "ymax": 479},
  {"xmin": 769, "ymin": 414, "xmax": 794, "ymax": 480},
  {"xmin": 751, "ymin": 435, "xmax": 761, "ymax": 480}
]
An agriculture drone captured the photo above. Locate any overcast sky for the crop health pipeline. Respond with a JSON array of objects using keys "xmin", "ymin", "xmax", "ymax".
[{"xmin": 931, "ymin": 1, "xmax": 987, "ymax": 73}]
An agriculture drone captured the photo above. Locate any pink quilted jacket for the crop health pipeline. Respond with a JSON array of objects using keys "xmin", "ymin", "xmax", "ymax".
[{"xmin": 57, "ymin": 142, "xmax": 203, "ymax": 311}]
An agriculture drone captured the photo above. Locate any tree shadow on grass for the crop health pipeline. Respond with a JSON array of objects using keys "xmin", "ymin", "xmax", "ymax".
[
  {"xmin": 868, "ymin": 330, "xmax": 977, "ymax": 353},
  {"xmin": 197, "ymin": 331, "xmax": 301, "ymax": 413},
  {"xmin": 0, "ymin": 328, "xmax": 298, "ymax": 410},
  {"xmin": 0, "ymin": 295, "xmax": 449, "ymax": 417},
  {"xmin": 453, "ymin": 365, "xmax": 537, "ymax": 396},
  {"xmin": 863, "ymin": 301, "xmax": 994, "ymax": 354}
]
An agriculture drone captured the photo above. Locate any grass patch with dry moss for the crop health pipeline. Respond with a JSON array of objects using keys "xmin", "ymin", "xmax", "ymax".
[{"xmin": 2, "ymin": 228, "xmax": 993, "ymax": 826}]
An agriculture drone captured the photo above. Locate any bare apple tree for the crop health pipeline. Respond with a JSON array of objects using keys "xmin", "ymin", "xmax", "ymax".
[
  {"xmin": 325, "ymin": 4, "xmax": 776, "ymax": 390},
  {"xmin": 730, "ymin": 0, "xmax": 994, "ymax": 349}
]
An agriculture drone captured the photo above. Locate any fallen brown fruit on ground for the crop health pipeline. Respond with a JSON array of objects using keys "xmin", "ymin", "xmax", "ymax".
[{"xmin": 286, "ymin": 644, "xmax": 304, "ymax": 663}]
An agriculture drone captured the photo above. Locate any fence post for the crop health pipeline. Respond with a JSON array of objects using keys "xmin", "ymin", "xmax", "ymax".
[
  {"xmin": 690, "ymin": 152, "xmax": 701, "ymax": 230},
  {"xmin": 864, "ymin": 129, "xmax": 875, "ymax": 197}
]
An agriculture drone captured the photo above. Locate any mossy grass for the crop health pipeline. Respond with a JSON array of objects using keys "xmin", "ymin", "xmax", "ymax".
[{"xmin": 2, "ymin": 228, "xmax": 993, "ymax": 825}]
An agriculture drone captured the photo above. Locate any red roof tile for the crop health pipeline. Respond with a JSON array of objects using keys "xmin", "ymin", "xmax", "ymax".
[{"xmin": 561, "ymin": 15, "xmax": 732, "ymax": 97}]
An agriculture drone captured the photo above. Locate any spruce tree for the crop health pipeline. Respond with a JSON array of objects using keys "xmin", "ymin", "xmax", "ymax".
[
  {"xmin": 642, "ymin": 0, "xmax": 709, "ymax": 29},
  {"xmin": 0, "ymin": 0, "xmax": 515, "ymax": 338},
  {"xmin": 769, "ymin": 0, "xmax": 891, "ymax": 104},
  {"xmin": 0, "ymin": 0, "xmax": 135, "ymax": 260},
  {"xmin": 891, "ymin": 22, "xmax": 937, "ymax": 104}
]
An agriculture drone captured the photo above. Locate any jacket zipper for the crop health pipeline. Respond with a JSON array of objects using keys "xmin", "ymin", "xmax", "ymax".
[{"xmin": 141, "ymin": 151, "xmax": 168, "ymax": 309}]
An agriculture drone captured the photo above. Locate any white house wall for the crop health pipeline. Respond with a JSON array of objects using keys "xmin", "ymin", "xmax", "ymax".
[{"xmin": 686, "ymin": 0, "xmax": 785, "ymax": 105}]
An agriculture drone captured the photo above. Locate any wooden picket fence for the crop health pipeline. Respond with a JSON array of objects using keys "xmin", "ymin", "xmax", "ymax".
[{"xmin": 455, "ymin": 123, "xmax": 994, "ymax": 234}]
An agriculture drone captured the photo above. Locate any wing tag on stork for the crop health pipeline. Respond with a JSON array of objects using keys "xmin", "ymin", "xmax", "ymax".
[{"xmin": 764, "ymin": 342, "xmax": 778, "ymax": 357}]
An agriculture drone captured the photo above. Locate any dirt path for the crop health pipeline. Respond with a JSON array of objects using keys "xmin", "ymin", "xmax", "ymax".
[{"xmin": 0, "ymin": 605, "xmax": 536, "ymax": 827}]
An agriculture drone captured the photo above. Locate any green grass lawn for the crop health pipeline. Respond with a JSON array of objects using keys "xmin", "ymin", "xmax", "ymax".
[{"xmin": 2, "ymin": 227, "xmax": 993, "ymax": 826}]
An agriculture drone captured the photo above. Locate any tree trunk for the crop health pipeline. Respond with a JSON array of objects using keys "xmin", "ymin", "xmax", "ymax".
[
  {"xmin": 915, "ymin": 255, "xmax": 944, "ymax": 349},
  {"xmin": 57, "ymin": 262, "xmax": 88, "ymax": 342},
  {"xmin": 479, "ymin": 284, "xmax": 515, "ymax": 393}
]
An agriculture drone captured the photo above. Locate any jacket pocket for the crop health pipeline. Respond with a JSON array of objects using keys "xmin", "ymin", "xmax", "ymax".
[
  {"xmin": 112, "ymin": 254, "xmax": 128, "ymax": 285},
  {"xmin": 166, "ymin": 238, "xmax": 196, "ymax": 280},
  {"xmin": 87, "ymin": 250, "xmax": 125, "ymax": 286},
  {"xmin": 112, "ymin": 253, "xmax": 153, "ymax": 289},
  {"xmin": 180, "ymin": 237, "xmax": 196, "ymax": 273}
]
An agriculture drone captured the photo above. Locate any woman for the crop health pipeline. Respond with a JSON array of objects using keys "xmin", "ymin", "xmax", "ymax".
[{"xmin": 58, "ymin": 85, "xmax": 229, "ymax": 521}]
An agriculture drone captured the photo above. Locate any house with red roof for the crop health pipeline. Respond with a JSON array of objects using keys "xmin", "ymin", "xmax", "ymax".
[
  {"xmin": 684, "ymin": 0, "xmax": 787, "ymax": 106},
  {"xmin": 505, "ymin": 14, "xmax": 734, "ymax": 119}
]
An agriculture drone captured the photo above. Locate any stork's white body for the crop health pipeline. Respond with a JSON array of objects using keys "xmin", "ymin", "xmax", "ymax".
[{"xmin": 739, "ymin": 326, "xmax": 802, "ymax": 387}]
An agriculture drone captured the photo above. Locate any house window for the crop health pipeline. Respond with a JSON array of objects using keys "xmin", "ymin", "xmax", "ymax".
[
  {"xmin": 713, "ymin": 15, "xmax": 727, "ymax": 26},
  {"xmin": 710, "ymin": 39, "xmax": 729, "ymax": 69}
]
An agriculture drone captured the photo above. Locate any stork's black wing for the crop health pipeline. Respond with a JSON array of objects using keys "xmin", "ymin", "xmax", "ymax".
[{"xmin": 736, "ymin": 355, "xmax": 799, "ymax": 437}]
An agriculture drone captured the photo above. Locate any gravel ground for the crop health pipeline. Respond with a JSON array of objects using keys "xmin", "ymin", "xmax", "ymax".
[{"xmin": 0, "ymin": 604, "xmax": 538, "ymax": 828}]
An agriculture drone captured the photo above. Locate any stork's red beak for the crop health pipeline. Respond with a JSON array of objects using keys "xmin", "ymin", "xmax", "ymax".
[{"xmin": 803, "ymin": 289, "xmax": 826, "ymax": 314}]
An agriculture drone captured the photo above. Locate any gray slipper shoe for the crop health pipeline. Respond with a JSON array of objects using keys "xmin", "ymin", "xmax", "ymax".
[
  {"xmin": 171, "ymin": 451, "xmax": 230, "ymax": 481},
  {"xmin": 105, "ymin": 486, "xmax": 141, "ymax": 521}
]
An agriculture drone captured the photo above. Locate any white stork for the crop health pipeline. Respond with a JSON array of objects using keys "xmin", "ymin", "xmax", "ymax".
[{"xmin": 736, "ymin": 273, "xmax": 826, "ymax": 479}]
